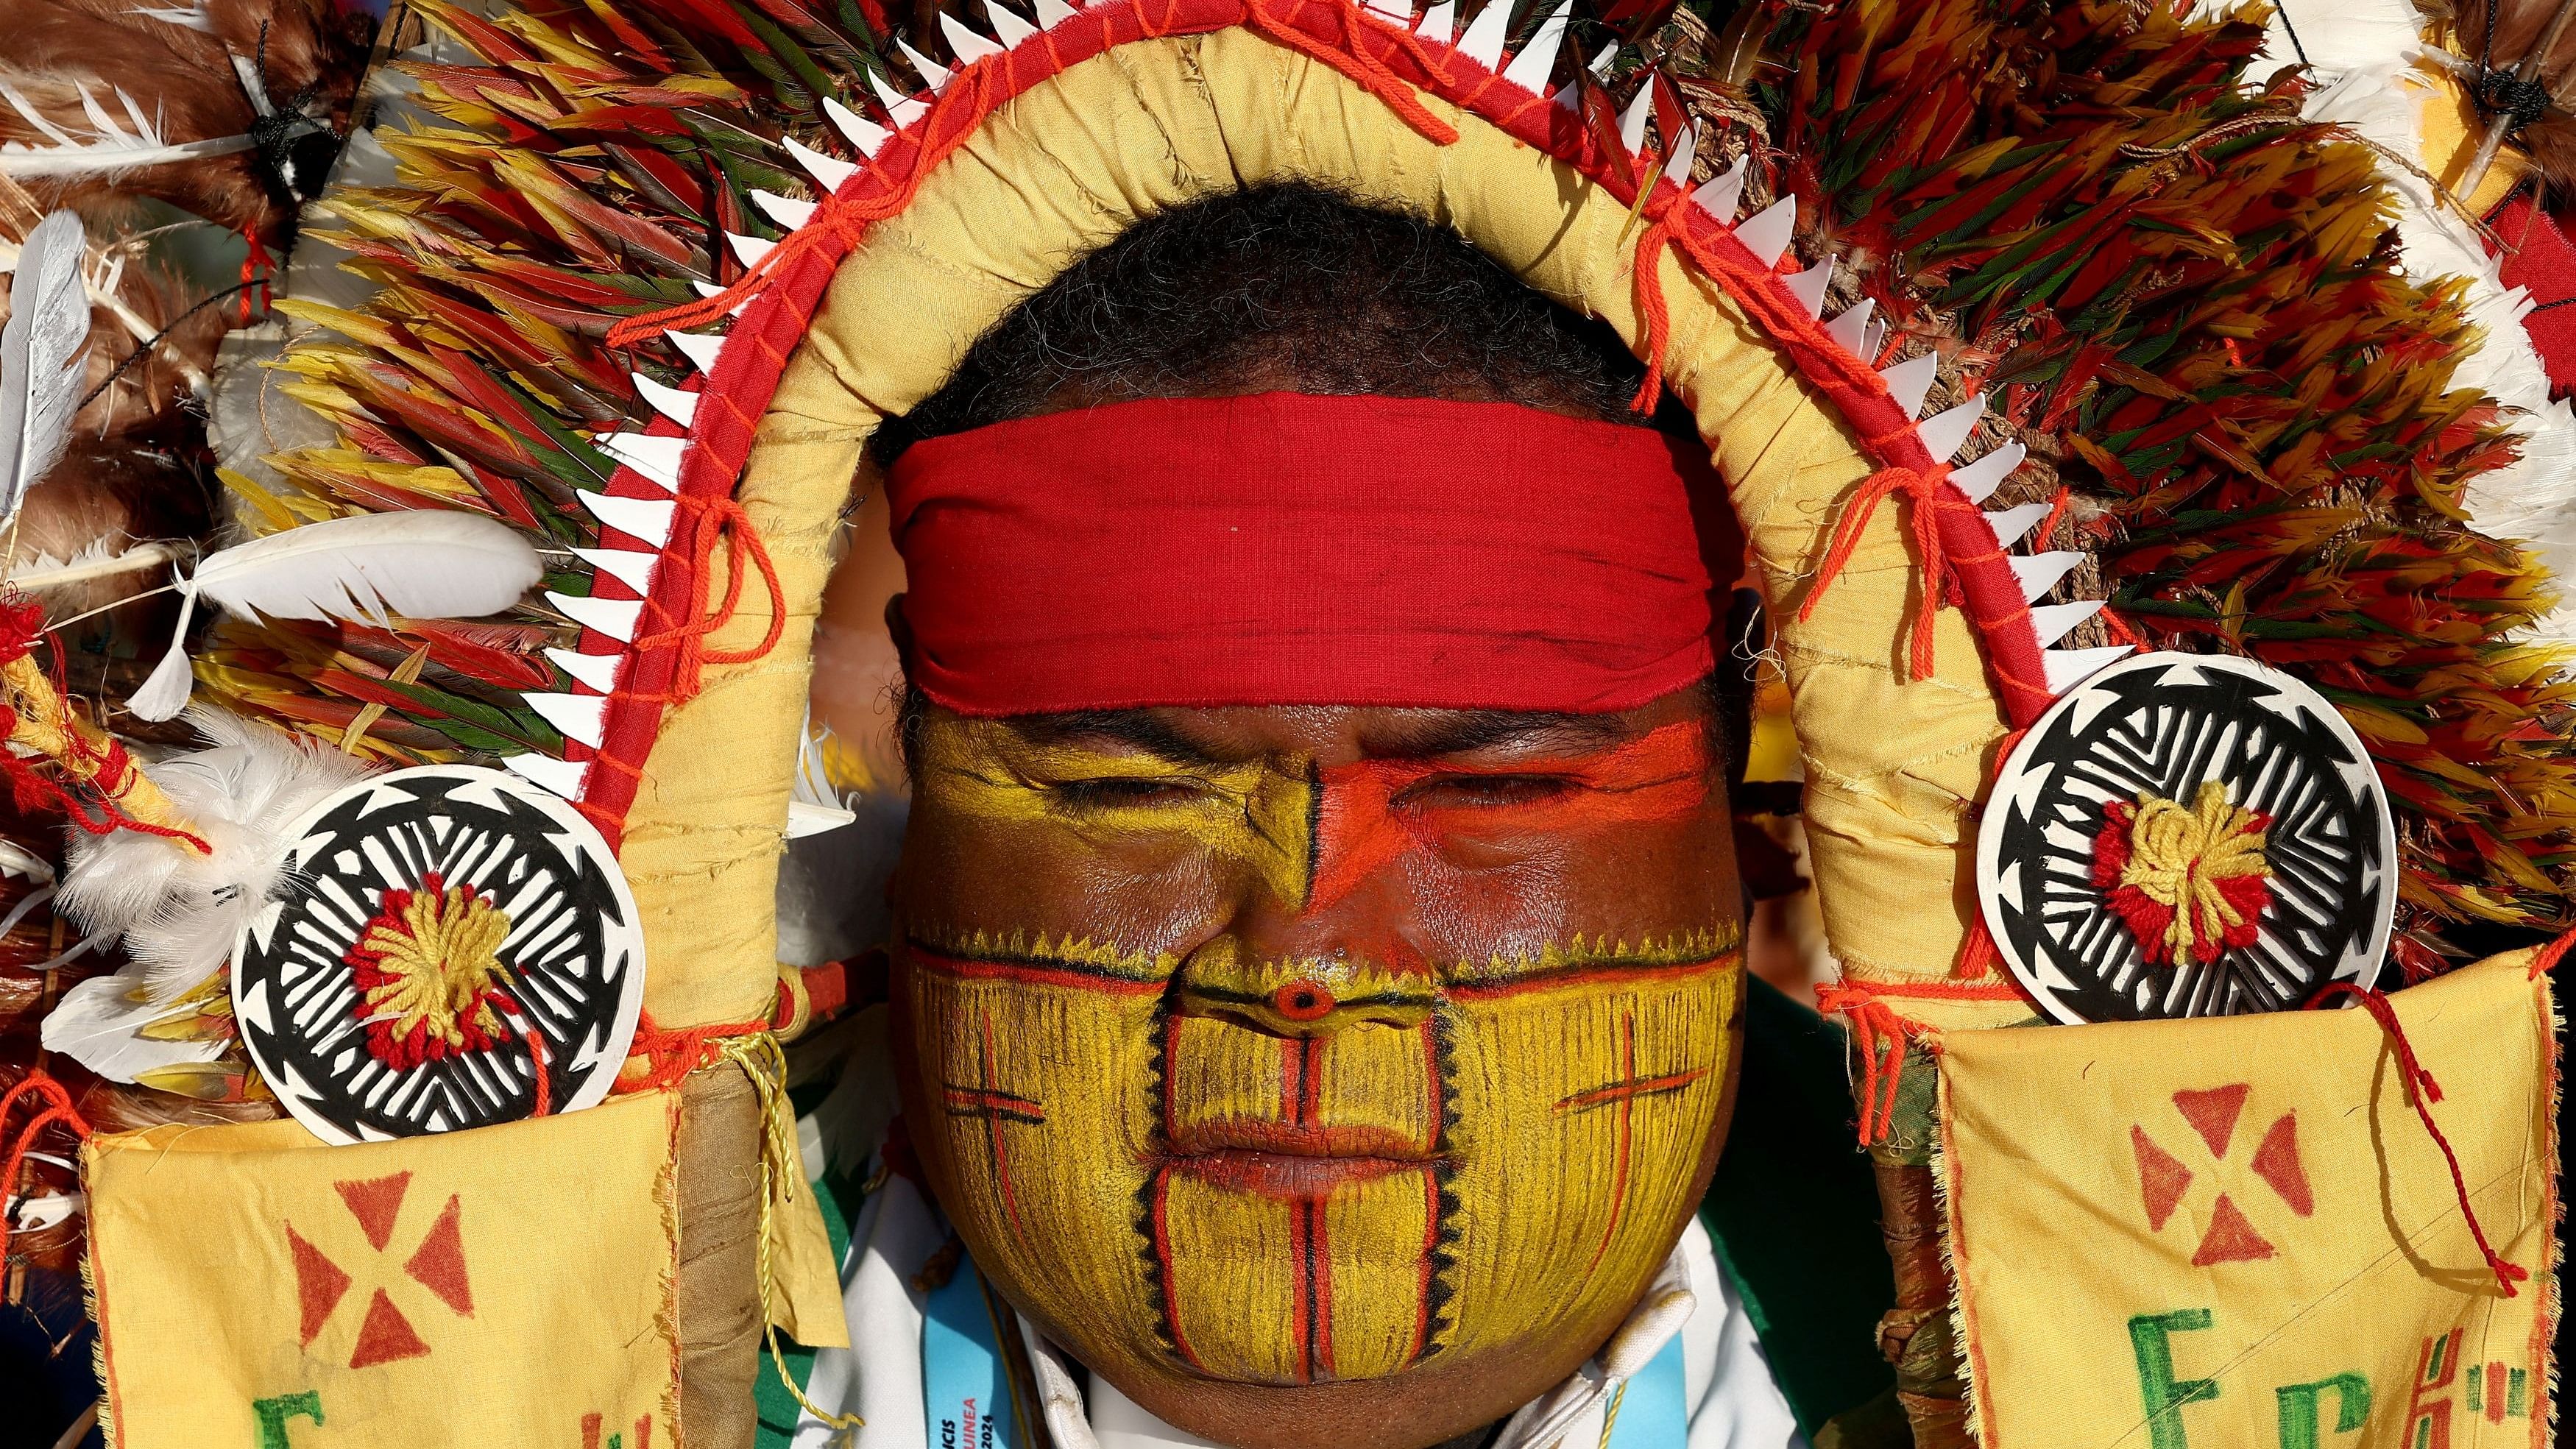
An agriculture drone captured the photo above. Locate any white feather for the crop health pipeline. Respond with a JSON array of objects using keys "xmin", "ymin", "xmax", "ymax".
[
  {"xmin": 0, "ymin": 83, "xmax": 253, "ymax": 178},
  {"xmin": 56, "ymin": 707, "xmax": 373, "ymax": 999},
  {"xmin": 40, "ymin": 969, "xmax": 222, "ymax": 1084},
  {"xmin": 0, "ymin": 210, "xmax": 90, "ymax": 531},
  {"xmin": 131, "ymin": 510, "xmax": 542, "ymax": 722}
]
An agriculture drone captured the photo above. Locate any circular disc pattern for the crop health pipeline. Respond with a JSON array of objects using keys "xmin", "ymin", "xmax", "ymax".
[
  {"xmin": 233, "ymin": 766, "xmax": 645, "ymax": 1143},
  {"xmin": 1976, "ymin": 652, "xmax": 2395, "ymax": 1024}
]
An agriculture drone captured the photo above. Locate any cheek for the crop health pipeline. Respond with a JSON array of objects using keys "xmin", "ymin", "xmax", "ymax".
[
  {"xmin": 1403, "ymin": 809, "xmax": 1742, "ymax": 963},
  {"xmin": 894, "ymin": 803, "xmax": 1242, "ymax": 954}
]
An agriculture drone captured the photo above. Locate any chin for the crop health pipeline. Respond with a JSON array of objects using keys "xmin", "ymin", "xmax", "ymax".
[{"xmin": 890, "ymin": 934, "xmax": 1747, "ymax": 1443}]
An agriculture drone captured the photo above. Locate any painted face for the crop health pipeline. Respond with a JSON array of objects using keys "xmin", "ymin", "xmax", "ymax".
[{"xmin": 888, "ymin": 689, "xmax": 1745, "ymax": 1441}]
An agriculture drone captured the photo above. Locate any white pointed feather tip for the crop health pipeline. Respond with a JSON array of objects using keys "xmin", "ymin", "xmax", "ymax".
[
  {"xmin": 132, "ymin": 513, "xmax": 543, "ymax": 723},
  {"xmin": 1552, "ymin": 40, "xmax": 1616, "ymax": 108},
  {"xmin": 1982, "ymin": 500, "xmax": 2051, "ymax": 549},
  {"xmin": 503, "ymin": 752, "xmax": 590, "ymax": 799},
  {"xmin": 868, "ymin": 70, "xmax": 930, "ymax": 124},
  {"xmin": 598, "ymin": 432, "xmax": 684, "ymax": 492},
  {"xmin": 0, "ymin": 210, "xmax": 91, "ymax": 533},
  {"xmin": 1734, "ymin": 197, "xmax": 1795, "ymax": 267},
  {"xmin": 1617, "ymin": 84, "xmax": 1654, "ymax": 155},
  {"xmin": 573, "ymin": 546, "xmax": 659, "ymax": 595},
  {"xmin": 581, "ymin": 489, "xmax": 679, "ymax": 548},
  {"xmin": 1500, "ymin": 1, "xmax": 1571, "ymax": 93},
  {"xmin": 526, "ymin": 692, "xmax": 609, "ymax": 748},
  {"xmin": 897, "ymin": 40, "xmax": 953, "ymax": 90},
  {"xmin": 2027, "ymin": 600, "xmax": 2103, "ymax": 648},
  {"xmin": 1825, "ymin": 298, "xmax": 1875, "ymax": 355},
  {"xmin": 1949, "ymin": 441, "xmax": 2023, "ymax": 503},
  {"xmin": 631, "ymin": 372, "xmax": 698, "ymax": 428},
  {"xmin": 939, "ymin": 13, "xmax": 1005, "ymax": 61},
  {"xmin": 1660, "ymin": 121, "xmax": 1698, "ymax": 187},
  {"xmin": 1415, "ymin": 0, "xmax": 1454, "ymax": 43},
  {"xmin": 1034, "ymin": 0, "xmax": 1076, "ymax": 24},
  {"xmin": 751, "ymin": 191, "xmax": 818, "ymax": 230},
  {"xmin": 987, "ymin": 3, "xmax": 1041, "ymax": 46},
  {"xmin": 2044, "ymin": 645, "xmax": 2131, "ymax": 694},
  {"xmin": 56, "ymin": 708, "xmax": 372, "ymax": 998},
  {"xmin": 1691, "ymin": 156, "xmax": 1747, "ymax": 222},
  {"xmin": 726, "ymin": 232, "xmax": 775, "ymax": 266},
  {"xmin": 545, "ymin": 646, "xmax": 621, "ymax": 692},
  {"xmin": 1456, "ymin": 0, "xmax": 1510, "ymax": 66},
  {"xmin": 822, "ymin": 95, "xmax": 889, "ymax": 156},
  {"xmin": 1782, "ymin": 258, "xmax": 1832, "ymax": 319},
  {"xmin": 551, "ymin": 591, "xmax": 645, "ymax": 642},
  {"xmin": 1917, "ymin": 396, "xmax": 1985, "ymax": 461},
  {"xmin": 665, "ymin": 329, "xmax": 724, "ymax": 373},
  {"xmin": 2010, "ymin": 551, "xmax": 2084, "ymax": 602},
  {"xmin": 788, "ymin": 131, "xmax": 860, "ymax": 191},
  {"xmin": 1879, "ymin": 352, "xmax": 1938, "ymax": 417}
]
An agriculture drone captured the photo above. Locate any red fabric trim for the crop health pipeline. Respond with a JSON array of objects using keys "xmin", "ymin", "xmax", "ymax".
[
  {"xmin": 885, "ymin": 392, "xmax": 1716, "ymax": 715},
  {"xmin": 573, "ymin": 0, "xmax": 2056, "ymax": 845}
]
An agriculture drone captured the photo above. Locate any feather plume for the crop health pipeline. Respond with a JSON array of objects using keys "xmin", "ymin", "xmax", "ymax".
[
  {"xmin": 39, "ymin": 970, "xmax": 222, "ymax": 1083},
  {"xmin": 132, "ymin": 509, "xmax": 542, "ymax": 721},
  {"xmin": 54, "ymin": 706, "xmax": 369, "ymax": 999},
  {"xmin": 0, "ymin": 0, "xmax": 375, "ymax": 241},
  {"xmin": 0, "ymin": 208, "xmax": 86, "ymax": 534}
]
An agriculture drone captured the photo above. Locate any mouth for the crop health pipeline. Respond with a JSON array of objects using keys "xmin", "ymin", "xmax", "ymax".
[{"xmin": 1161, "ymin": 1119, "xmax": 1443, "ymax": 1196}]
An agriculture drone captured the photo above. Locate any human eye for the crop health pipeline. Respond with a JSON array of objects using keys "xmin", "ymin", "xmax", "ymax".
[
  {"xmin": 1044, "ymin": 774, "xmax": 1211, "ymax": 809},
  {"xmin": 1390, "ymin": 773, "xmax": 1578, "ymax": 809}
]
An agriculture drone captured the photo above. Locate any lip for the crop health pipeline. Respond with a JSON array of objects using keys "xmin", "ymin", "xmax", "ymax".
[{"xmin": 1162, "ymin": 1119, "xmax": 1442, "ymax": 1196}]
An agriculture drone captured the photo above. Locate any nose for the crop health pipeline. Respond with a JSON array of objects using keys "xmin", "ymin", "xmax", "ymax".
[{"xmin": 1173, "ymin": 934, "xmax": 1434, "ymax": 1035}]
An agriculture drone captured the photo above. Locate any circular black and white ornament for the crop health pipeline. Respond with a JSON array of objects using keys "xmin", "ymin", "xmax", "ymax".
[
  {"xmin": 1976, "ymin": 651, "xmax": 2395, "ymax": 1024},
  {"xmin": 233, "ymin": 765, "xmax": 645, "ymax": 1144}
]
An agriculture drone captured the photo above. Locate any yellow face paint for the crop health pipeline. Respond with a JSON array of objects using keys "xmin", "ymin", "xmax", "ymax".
[{"xmin": 894, "ymin": 710, "xmax": 1743, "ymax": 1398}]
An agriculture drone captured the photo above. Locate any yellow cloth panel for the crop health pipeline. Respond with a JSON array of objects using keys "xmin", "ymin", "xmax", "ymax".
[
  {"xmin": 85, "ymin": 1092, "xmax": 682, "ymax": 1449},
  {"xmin": 1936, "ymin": 952, "xmax": 2558, "ymax": 1448},
  {"xmin": 703, "ymin": 29, "xmax": 2010, "ymax": 1031}
]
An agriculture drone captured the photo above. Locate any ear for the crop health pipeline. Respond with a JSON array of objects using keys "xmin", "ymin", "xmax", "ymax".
[{"xmin": 885, "ymin": 592, "xmax": 916, "ymax": 673}]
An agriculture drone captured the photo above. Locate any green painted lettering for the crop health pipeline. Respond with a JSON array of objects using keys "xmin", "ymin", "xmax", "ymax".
[
  {"xmin": 2276, "ymin": 1372, "xmax": 2370, "ymax": 1448},
  {"xmin": 252, "ymin": 1391, "xmax": 325, "ymax": 1449},
  {"xmin": 2130, "ymin": 1309, "xmax": 2221, "ymax": 1449}
]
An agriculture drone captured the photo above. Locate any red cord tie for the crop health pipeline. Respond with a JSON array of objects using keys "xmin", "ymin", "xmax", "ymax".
[
  {"xmin": 632, "ymin": 495, "xmax": 786, "ymax": 705},
  {"xmin": 1797, "ymin": 463, "xmax": 1956, "ymax": 681},
  {"xmin": 2309, "ymin": 982, "xmax": 2530, "ymax": 1297},
  {"xmin": 617, "ymin": 1010, "xmax": 774, "ymax": 1094},
  {"xmin": 1814, "ymin": 985, "xmax": 1925, "ymax": 1146},
  {"xmin": 0, "ymin": 1071, "xmax": 91, "ymax": 1269},
  {"xmin": 1244, "ymin": 0, "xmax": 1457, "ymax": 145}
]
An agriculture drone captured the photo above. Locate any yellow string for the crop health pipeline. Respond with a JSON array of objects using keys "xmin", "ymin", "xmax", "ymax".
[
  {"xmin": 1596, "ymin": 1379, "xmax": 1631, "ymax": 1449},
  {"xmin": 713, "ymin": 1030, "xmax": 866, "ymax": 1434}
]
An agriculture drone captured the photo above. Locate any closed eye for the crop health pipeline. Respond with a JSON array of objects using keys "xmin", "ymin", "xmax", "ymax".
[
  {"xmin": 1047, "ymin": 776, "xmax": 1209, "ymax": 809},
  {"xmin": 1390, "ymin": 774, "xmax": 1577, "ymax": 809}
]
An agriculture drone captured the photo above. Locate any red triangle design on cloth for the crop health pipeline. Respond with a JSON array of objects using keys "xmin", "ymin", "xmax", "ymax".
[
  {"xmin": 403, "ymin": 1194, "xmax": 475, "ymax": 1317},
  {"xmin": 2251, "ymin": 1112, "xmax": 2314, "ymax": 1216},
  {"xmin": 347, "ymin": 1288, "xmax": 431, "ymax": 1368},
  {"xmin": 2190, "ymin": 1194, "xmax": 2276, "ymax": 1266},
  {"xmin": 2130, "ymin": 1126, "xmax": 2194, "ymax": 1231},
  {"xmin": 284, "ymin": 1223, "xmax": 350, "ymax": 1346},
  {"xmin": 334, "ymin": 1171, "xmax": 414, "ymax": 1252},
  {"xmin": 2171, "ymin": 1085, "xmax": 2251, "ymax": 1158}
]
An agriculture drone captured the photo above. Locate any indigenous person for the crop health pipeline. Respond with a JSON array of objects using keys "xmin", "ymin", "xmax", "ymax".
[{"xmin": 790, "ymin": 184, "xmax": 1896, "ymax": 1449}]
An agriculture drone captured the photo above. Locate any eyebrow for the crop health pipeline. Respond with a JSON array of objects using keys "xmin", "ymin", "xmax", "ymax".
[
  {"xmin": 1358, "ymin": 710, "xmax": 1628, "ymax": 758},
  {"xmin": 1011, "ymin": 710, "xmax": 1231, "ymax": 765}
]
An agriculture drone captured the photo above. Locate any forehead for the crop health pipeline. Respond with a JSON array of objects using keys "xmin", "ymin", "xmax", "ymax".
[{"xmin": 968, "ymin": 692, "xmax": 1716, "ymax": 766}]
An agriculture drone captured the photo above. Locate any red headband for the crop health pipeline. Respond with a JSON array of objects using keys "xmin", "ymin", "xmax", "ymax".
[{"xmin": 885, "ymin": 392, "xmax": 1719, "ymax": 715}]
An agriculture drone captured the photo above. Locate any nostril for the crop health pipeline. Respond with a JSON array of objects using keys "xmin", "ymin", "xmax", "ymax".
[{"xmin": 1272, "ymin": 979, "xmax": 1336, "ymax": 1022}]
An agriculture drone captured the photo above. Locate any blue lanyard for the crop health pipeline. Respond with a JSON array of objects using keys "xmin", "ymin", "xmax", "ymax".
[
  {"xmin": 1604, "ymin": 1333, "xmax": 1689, "ymax": 1449},
  {"xmin": 921, "ymin": 1255, "xmax": 1016, "ymax": 1449}
]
